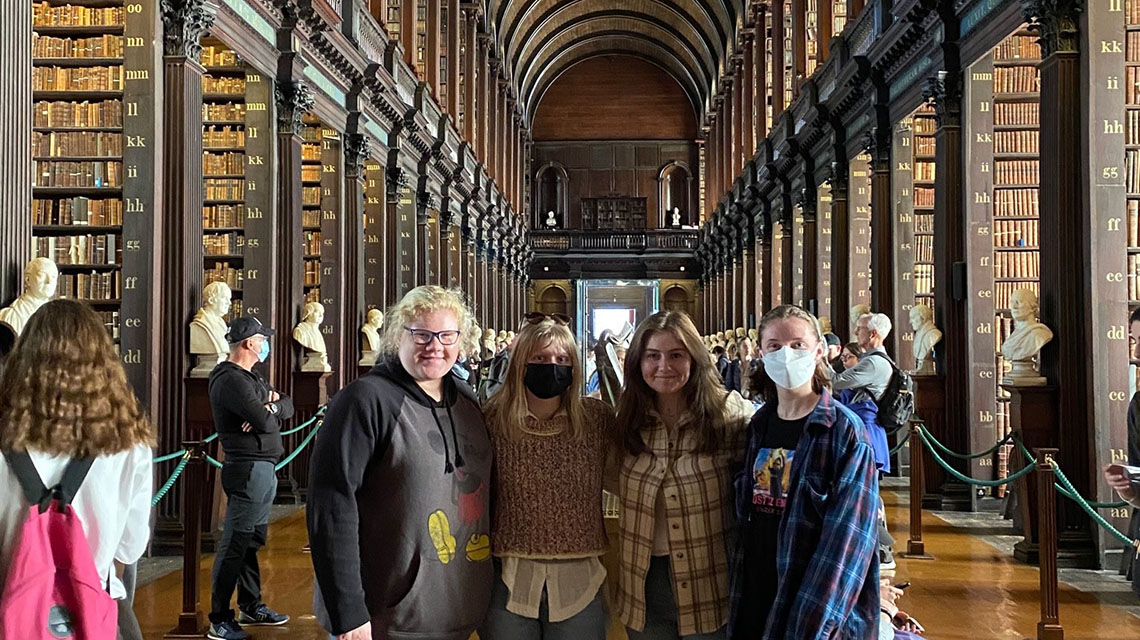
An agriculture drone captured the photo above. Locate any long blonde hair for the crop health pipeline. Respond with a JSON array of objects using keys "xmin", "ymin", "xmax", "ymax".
[
  {"xmin": 616, "ymin": 310, "xmax": 726, "ymax": 455},
  {"xmin": 484, "ymin": 319, "xmax": 587, "ymax": 439},
  {"xmin": 0, "ymin": 299, "xmax": 154, "ymax": 457}
]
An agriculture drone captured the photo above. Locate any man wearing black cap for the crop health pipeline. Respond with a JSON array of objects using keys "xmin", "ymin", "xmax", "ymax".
[
  {"xmin": 206, "ymin": 316, "xmax": 293, "ymax": 640},
  {"xmin": 824, "ymin": 332, "xmax": 845, "ymax": 373}
]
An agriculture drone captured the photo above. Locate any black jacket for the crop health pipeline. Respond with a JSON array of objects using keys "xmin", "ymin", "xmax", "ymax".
[{"xmin": 208, "ymin": 361, "xmax": 294, "ymax": 462}]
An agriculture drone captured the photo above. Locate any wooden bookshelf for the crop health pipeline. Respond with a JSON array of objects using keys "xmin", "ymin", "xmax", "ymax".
[
  {"xmin": 816, "ymin": 182, "xmax": 833, "ymax": 325},
  {"xmin": 364, "ymin": 161, "xmax": 386, "ymax": 311},
  {"xmin": 301, "ymin": 116, "xmax": 324, "ymax": 304},
  {"xmin": 771, "ymin": 220, "xmax": 785, "ymax": 306},
  {"xmin": 783, "ymin": 0, "xmax": 794, "ymax": 109},
  {"xmin": 849, "ymin": 152, "xmax": 872, "ymax": 314},
  {"xmin": 913, "ymin": 105, "xmax": 937, "ymax": 319},
  {"xmin": 1127, "ymin": 0, "xmax": 1140, "ymax": 304},
  {"xmin": 31, "ymin": 0, "xmax": 125, "ymax": 340},
  {"xmin": 200, "ymin": 40, "xmax": 245, "ymax": 321},
  {"xmin": 793, "ymin": 207, "xmax": 805, "ymax": 306},
  {"xmin": 832, "ymin": 0, "xmax": 847, "ymax": 34},
  {"xmin": 891, "ymin": 115, "xmax": 916, "ymax": 371}
]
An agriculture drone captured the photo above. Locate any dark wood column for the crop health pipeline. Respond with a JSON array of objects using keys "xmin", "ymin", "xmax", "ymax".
[
  {"xmin": 781, "ymin": 216, "xmax": 794, "ymax": 303},
  {"xmin": 425, "ymin": 0, "xmax": 441, "ymax": 97},
  {"xmin": 706, "ymin": 119, "xmax": 718, "ymax": 215},
  {"xmin": 868, "ymin": 126, "xmax": 896, "ymax": 356},
  {"xmin": 722, "ymin": 86, "xmax": 733, "ymax": 195},
  {"xmin": 0, "ymin": 1, "xmax": 31, "ymax": 302},
  {"xmin": 274, "ymin": 81, "xmax": 312, "ymax": 392},
  {"xmin": 400, "ymin": 0, "xmax": 416, "ymax": 71},
  {"xmin": 772, "ymin": 0, "xmax": 786, "ymax": 117},
  {"xmin": 802, "ymin": 189, "xmax": 819, "ymax": 312},
  {"xmin": 343, "ymin": 134, "xmax": 368, "ymax": 383},
  {"xmin": 819, "ymin": 0, "xmax": 833, "ymax": 61},
  {"xmin": 159, "ymin": 7, "xmax": 211, "ymax": 450},
  {"xmin": 478, "ymin": 36, "xmax": 491, "ymax": 164},
  {"xmin": 927, "ymin": 71, "xmax": 972, "ymax": 510},
  {"xmin": 742, "ymin": 35, "xmax": 755, "ymax": 165},
  {"xmin": 734, "ymin": 56, "xmax": 746, "ymax": 178},
  {"xmin": 753, "ymin": 3, "xmax": 768, "ymax": 139},
  {"xmin": 489, "ymin": 67, "xmax": 501, "ymax": 182},
  {"xmin": 1029, "ymin": 3, "xmax": 1097, "ymax": 558},
  {"xmin": 760, "ymin": 224, "xmax": 773, "ymax": 312},
  {"xmin": 446, "ymin": 0, "xmax": 460, "ymax": 116},
  {"xmin": 829, "ymin": 159, "xmax": 852, "ymax": 340},
  {"xmin": 792, "ymin": 0, "xmax": 807, "ymax": 95},
  {"xmin": 416, "ymin": 185, "xmax": 433, "ymax": 286},
  {"xmin": 848, "ymin": 0, "xmax": 864, "ymax": 21},
  {"xmin": 742, "ymin": 220, "xmax": 756, "ymax": 326},
  {"xmin": 463, "ymin": 11, "xmax": 477, "ymax": 144}
]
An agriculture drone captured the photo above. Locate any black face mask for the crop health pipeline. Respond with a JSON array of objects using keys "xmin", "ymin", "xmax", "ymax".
[{"xmin": 524, "ymin": 363, "xmax": 575, "ymax": 399}]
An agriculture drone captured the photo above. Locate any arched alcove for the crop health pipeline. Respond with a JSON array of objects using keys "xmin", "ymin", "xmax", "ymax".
[
  {"xmin": 534, "ymin": 162, "xmax": 569, "ymax": 229},
  {"xmin": 662, "ymin": 285, "xmax": 692, "ymax": 316},
  {"xmin": 658, "ymin": 162, "xmax": 693, "ymax": 227},
  {"xmin": 537, "ymin": 285, "xmax": 570, "ymax": 317}
]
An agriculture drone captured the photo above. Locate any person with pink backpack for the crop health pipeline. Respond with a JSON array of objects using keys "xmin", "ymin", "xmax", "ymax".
[{"xmin": 0, "ymin": 299, "xmax": 154, "ymax": 639}]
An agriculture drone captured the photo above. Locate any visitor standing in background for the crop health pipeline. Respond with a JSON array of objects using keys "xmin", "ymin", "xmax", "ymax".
[
  {"xmin": 613, "ymin": 310, "xmax": 754, "ymax": 640},
  {"xmin": 830, "ymin": 313, "xmax": 893, "ymax": 474},
  {"xmin": 480, "ymin": 312, "xmax": 614, "ymax": 639},
  {"xmin": 0, "ymin": 299, "xmax": 155, "ymax": 640},
  {"xmin": 725, "ymin": 335, "xmax": 756, "ymax": 396}
]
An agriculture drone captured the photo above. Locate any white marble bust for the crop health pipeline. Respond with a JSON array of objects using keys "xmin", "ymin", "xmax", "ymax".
[
  {"xmin": 1001, "ymin": 288, "xmax": 1053, "ymax": 386},
  {"xmin": 818, "ymin": 316, "xmax": 833, "ymax": 335},
  {"xmin": 910, "ymin": 303, "xmax": 942, "ymax": 375},
  {"xmin": 850, "ymin": 303, "xmax": 870, "ymax": 337},
  {"xmin": 0, "ymin": 257, "xmax": 58, "ymax": 336},
  {"xmin": 294, "ymin": 301, "xmax": 331, "ymax": 372},
  {"xmin": 189, "ymin": 281, "xmax": 232, "ymax": 377},
  {"xmin": 671, "ymin": 207, "xmax": 682, "ymax": 227},
  {"xmin": 545, "ymin": 211, "xmax": 558, "ymax": 228},
  {"xmin": 359, "ymin": 308, "xmax": 384, "ymax": 367},
  {"xmin": 482, "ymin": 328, "xmax": 497, "ymax": 361}
]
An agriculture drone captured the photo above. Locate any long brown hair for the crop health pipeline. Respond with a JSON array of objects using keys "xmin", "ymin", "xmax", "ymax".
[
  {"xmin": 749, "ymin": 304, "xmax": 832, "ymax": 404},
  {"xmin": 616, "ymin": 310, "xmax": 726, "ymax": 455},
  {"xmin": 0, "ymin": 299, "xmax": 153, "ymax": 457},
  {"xmin": 483, "ymin": 318, "xmax": 587, "ymax": 439}
]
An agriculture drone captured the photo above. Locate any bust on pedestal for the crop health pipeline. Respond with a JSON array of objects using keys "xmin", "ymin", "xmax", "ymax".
[
  {"xmin": 359, "ymin": 308, "xmax": 384, "ymax": 367},
  {"xmin": 482, "ymin": 328, "xmax": 497, "ymax": 361},
  {"xmin": 910, "ymin": 303, "xmax": 943, "ymax": 375},
  {"xmin": 818, "ymin": 316, "xmax": 833, "ymax": 335},
  {"xmin": 545, "ymin": 211, "xmax": 558, "ymax": 229},
  {"xmin": 0, "ymin": 257, "xmax": 59, "ymax": 336},
  {"xmin": 293, "ymin": 301, "xmax": 331, "ymax": 372},
  {"xmin": 849, "ymin": 303, "xmax": 869, "ymax": 339},
  {"xmin": 671, "ymin": 207, "xmax": 682, "ymax": 228},
  {"xmin": 189, "ymin": 281, "xmax": 232, "ymax": 377},
  {"xmin": 1001, "ymin": 288, "xmax": 1053, "ymax": 386}
]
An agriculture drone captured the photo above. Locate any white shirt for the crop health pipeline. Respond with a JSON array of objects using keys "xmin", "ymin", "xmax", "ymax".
[{"xmin": 0, "ymin": 444, "xmax": 153, "ymax": 599}]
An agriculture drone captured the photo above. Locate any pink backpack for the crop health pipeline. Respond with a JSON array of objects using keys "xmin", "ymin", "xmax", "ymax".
[{"xmin": 0, "ymin": 451, "xmax": 116, "ymax": 640}]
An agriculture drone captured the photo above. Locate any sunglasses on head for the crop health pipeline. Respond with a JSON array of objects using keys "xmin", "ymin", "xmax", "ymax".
[{"xmin": 523, "ymin": 311, "xmax": 571, "ymax": 326}]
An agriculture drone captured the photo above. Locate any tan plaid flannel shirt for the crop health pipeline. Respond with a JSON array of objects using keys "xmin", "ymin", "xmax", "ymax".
[{"xmin": 613, "ymin": 392, "xmax": 754, "ymax": 635}]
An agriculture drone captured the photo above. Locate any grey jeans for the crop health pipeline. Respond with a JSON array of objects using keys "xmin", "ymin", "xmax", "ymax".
[
  {"xmin": 116, "ymin": 561, "xmax": 143, "ymax": 640},
  {"xmin": 209, "ymin": 460, "xmax": 277, "ymax": 623},
  {"xmin": 626, "ymin": 556, "xmax": 726, "ymax": 640},
  {"xmin": 479, "ymin": 561, "xmax": 608, "ymax": 640}
]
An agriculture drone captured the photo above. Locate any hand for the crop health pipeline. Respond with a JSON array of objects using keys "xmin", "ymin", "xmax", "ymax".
[
  {"xmin": 879, "ymin": 581, "xmax": 904, "ymax": 608},
  {"xmin": 1104, "ymin": 464, "xmax": 1137, "ymax": 500},
  {"xmin": 894, "ymin": 611, "xmax": 925, "ymax": 634},
  {"xmin": 337, "ymin": 621, "xmax": 372, "ymax": 640},
  {"xmin": 241, "ymin": 422, "xmax": 252, "ymax": 433},
  {"xmin": 269, "ymin": 390, "xmax": 281, "ymax": 402}
]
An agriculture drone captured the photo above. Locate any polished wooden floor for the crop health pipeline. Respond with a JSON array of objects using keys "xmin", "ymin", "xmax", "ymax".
[{"xmin": 134, "ymin": 487, "xmax": 1140, "ymax": 639}]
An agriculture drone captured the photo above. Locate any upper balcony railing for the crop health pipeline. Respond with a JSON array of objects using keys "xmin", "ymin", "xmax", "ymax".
[{"xmin": 530, "ymin": 230, "xmax": 700, "ymax": 253}]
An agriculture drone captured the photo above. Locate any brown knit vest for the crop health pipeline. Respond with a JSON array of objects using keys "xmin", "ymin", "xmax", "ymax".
[{"xmin": 489, "ymin": 398, "xmax": 611, "ymax": 558}]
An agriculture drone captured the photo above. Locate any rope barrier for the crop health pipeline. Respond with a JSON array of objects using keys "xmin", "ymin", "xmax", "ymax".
[
  {"xmin": 1013, "ymin": 439, "xmax": 1129, "ymax": 509},
  {"xmin": 925, "ymin": 429, "xmax": 1015, "ymax": 461},
  {"xmin": 917, "ymin": 426, "xmax": 1036, "ymax": 488},
  {"xmin": 1051, "ymin": 461, "xmax": 1135, "ymax": 547},
  {"xmin": 151, "ymin": 452, "xmax": 190, "ymax": 507},
  {"xmin": 150, "ymin": 407, "xmax": 323, "ymax": 464},
  {"xmin": 205, "ymin": 414, "xmax": 325, "ymax": 469},
  {"xmin": 152, "ymin": 449, "xmax": 188, "ymax": 463},
  {"xmin": 274, "ymin": 419, "xmax": 323, "ymax": 471},
  {"xmin": 889, "ymin": 428, "xmax": 910, "ymax": 455}
]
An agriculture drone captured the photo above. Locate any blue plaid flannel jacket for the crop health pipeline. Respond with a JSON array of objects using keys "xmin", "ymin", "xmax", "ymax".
[{"xmin": 727, "ymin": 389, "xmax": 880, "ymax": 640}]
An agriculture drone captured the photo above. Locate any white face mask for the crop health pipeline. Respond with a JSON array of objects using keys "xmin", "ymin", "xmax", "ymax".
[{"xmin": 761, "ymin": 345, "xmax": 818, "ymax": 390}]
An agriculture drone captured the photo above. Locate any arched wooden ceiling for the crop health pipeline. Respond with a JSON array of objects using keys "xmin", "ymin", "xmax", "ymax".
[{"xmin": 487, "ymin": 0, "xmax": 747, "ymax": 125}]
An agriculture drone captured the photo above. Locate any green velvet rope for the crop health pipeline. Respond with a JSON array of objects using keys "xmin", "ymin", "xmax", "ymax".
[
  {"xmin": 917, "ymin": 426, "xmax": 1035, "ymax": 487},
  {"xmin": 1012, "ymin": 438, "xmax": 1128, "ymax": 509},
  {"xmin": 889, "ymin": 429, "xmax": 911, "ymax": 455},
  {"xmin": 1052, "ymin": 462, "xmax": 1135, "ymax": 547},
  {"xmin": 152, "ymin": 406, "xmax": 323, "ymax": 464},
  {"xmin": 923, "ymin": 428, "xmax": 1014, "ymax": 461},
  {"xmin": 150, "ymin": 453, "xmax": 190, "ymax": 507}
]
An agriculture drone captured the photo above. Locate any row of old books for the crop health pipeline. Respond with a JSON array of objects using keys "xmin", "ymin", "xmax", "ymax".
[
  {"xmin": 203, "ymin": 127, "xmax": 245, "ymax": 148},
  {"xmin": 33, "ymin": 233, "xmax": 120, "ymax": 265},
  {"xmin": 32, "ymin": 2, "xmax": 123, "ymax": 26},
  {"xmin": 993, "ymin": 250, "xmax": 1039, "ymax": 280},
  {"xmin": 202, "ymin": 76, "xmax": 245, "ymax": 95},
  {"xmin": 304, "ymin": 231, "xmax": 322, "ymax": 255},
  {"xmin": 204, "ymin": 264, "xmax": 243, "ymax": 290},
  {"xmin": 914, "ymin": 161, "xmax": 935, "ymax": 182},
  {"xmin": 1129, "ymin": 0, "xmax": 1140, "ymax": 27},
  {"xmin": 995, "ymin": 281, "xmax": 1038, "ymax": 310},
  {"xmin": 915, "ymin": 234, "xmax": 933, "ymax": 263},
  {"xmin": 914, "ymin": 264, "xmax": 933, "ymax": 296},
  {"xmin": 914, "ymin": 212, "xmax": 934, "ymax": 233},
  {"xmin": 994, "ymin": 66, "xmax": 1039, "ymax": 93},
  {"xmin": 34, "ymin": 160, "xmax": 122, "ymax": 187},
  {"xmin": 1126, "ymin": 67, "xmax": 1140, "ymax": 106},
  {"xmin": 1129, "ymin": 200, "xmax": 1140, "ymax": 246},
  {"xmin": 994, "ymin": 160, "xmax": 1039, "ymax": 186},
  {"xmin": 302, "ymin": 165, "xmax": 321, "ymax": 181},
  {"xmin": 913, "ymin": 118, "xmax": 936, "ymax": 135},
  {"xmin": 302, "ymin": 144, "xmax": 322, "ymax": 161},
  {"xmin": 204, "ymin": 178, "xmax": 243, "ymax": 201},
  {"xmin": 993, "ymin": 218, "xmax": 1039, "ymax": 248},
  {"xmin": 303, "ymin": 186, "xmax": 322, "ymax": 206},
  {"xmin": 1130, "ymin": 255, "xmax": 1140, "ymax": 301},
  {"xmin": 994, "ymin": 130, "xmax": 1038, "ymax": 154},
  {"xmin": 203, "ymin": 103, "xmax": 245, "ymax": 121},
  {"xmin": 1128, "ymin": 149, "xmax": 1140, "ymax": 193},
  {"xmin": 58, "ymin": 270, "xmax": 119, "ymax": 301},
  {"xmin": 33, "ymin": 34, "xmax": 123, "ymax": 58},
  {"xmin": 1130, "ymin": 31, "xmax": 1140, "ymax": 63},
  {"xmin": 33, "ymin": 197, "xmax": 123, "ymax": 226},
  {"xmin": 33, "ymin": 131, "xmax": 122, "ymax": 157},
  {"xmin": 993, "ymin": 35, "xmax": 1038, "ymax": 61},
  {"xmin": 994, "ymin": 188, "xmax": 1039, "ymax": 217},
  {"xmin": 304, "ymin": 260, "xmax": 321, "ymax": 285},
  {"xmin": 914, "ymin": 135, "xmax": 935, "ymax": 156},
  {"xmin": 994, "ymin": 102, "xmax": 1039, "ymax": 126},
  {"xmin": 34, "ymin": 99, "xmax": 122, "ymax": 127},
  {"xmin": 33, "ymin": 66, "xmax": 123, "ymax": 92},
  {"xmin": 302, "ymin": 210, "xmax": 321, "ymax": 227},
  {"xmin": 203, "ymin": 204, "xmax": 245, "ymax": 229},
  {"xmin": 203, "ymin": 233, "xmax": 243, "ymax": 256},
  {"xmin": 201, "ymin": 46, "xmax": 240, "ymax": 68},
  {"xmin": 203, "ymin": 152, "xmax": 244, "ymax": 176},
  {"xmin": 914, "ymin": 187, "xmax": 934, "ymax": 208}
]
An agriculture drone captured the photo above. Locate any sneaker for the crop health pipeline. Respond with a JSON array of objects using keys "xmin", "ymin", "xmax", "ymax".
[
  {"xmin": 880, "ymin": 547, "xmax": 897, "ymax": 571},
  {"xmin": 237, "ymin": 603, "xmax": 290, "ymax": 626},
  {"xmin": 207, "ymin": 620, "xmax": 251, "ymax": 640}
]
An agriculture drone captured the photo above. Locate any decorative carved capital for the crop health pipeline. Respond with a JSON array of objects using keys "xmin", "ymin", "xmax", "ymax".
[
  {"xmin": 344, "ymin": 134, "xmax": 371, "ymax": 177},
  {"xmin": 160, "ymin": 0, "xmax": 218, "ymax": 59},
  {"xmin": 1022, "ymin": 0, "xmax": 1081, "ymax": 56},
  {"xmin": 386, "ymin": 165, "xmax": 408, "ymax": 193},
  {"xmin": 275, "ymin": 81, "xmax": 315, "ymax": 135},
  {"xmin": 921, "ymin": 70, "xmax": 962, "ymax": 127}
]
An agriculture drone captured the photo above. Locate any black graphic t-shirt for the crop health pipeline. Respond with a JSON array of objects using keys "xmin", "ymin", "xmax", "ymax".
[{"xmin": 736, "ymin": 410, "xmax": 806, "ymax": 638}]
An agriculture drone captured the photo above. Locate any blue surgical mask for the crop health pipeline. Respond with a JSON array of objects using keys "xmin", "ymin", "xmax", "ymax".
[{"xmin": 257, "ymin": 339, "xmax": 270, "ymax": 363}]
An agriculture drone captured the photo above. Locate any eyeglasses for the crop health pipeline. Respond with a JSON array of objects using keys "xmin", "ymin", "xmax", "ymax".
[
  {"xmin": 523, "ymin": 311, "xmax": 571, "ymax": 326},
  {"xmin": 404, "ymin": 327, "xmax": 462, "ymax": 346}
]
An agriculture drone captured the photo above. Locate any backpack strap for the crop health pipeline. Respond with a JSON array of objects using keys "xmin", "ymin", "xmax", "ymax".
[
  {"xmin": 2, "ymin": 450, "xmax": 92, "ymax": 513},
  {"xmin": 866, "ymin": 350, "xmax": 899, "ymax": 371}
]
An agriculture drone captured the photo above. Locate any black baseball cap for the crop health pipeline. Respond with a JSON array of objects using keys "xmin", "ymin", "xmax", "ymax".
[
  {"xmin": 226, "ymin": 316, "xmax": 275, "ymax": 344},
  {"xmin": 824, "ymin": 332, "xmax": 841, "ymax": 348}
]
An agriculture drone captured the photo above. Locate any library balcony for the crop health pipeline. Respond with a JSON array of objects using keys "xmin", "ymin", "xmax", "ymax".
[{"xmin": 529, "ymin": 230, "xmax": 700, "ymax": 279}]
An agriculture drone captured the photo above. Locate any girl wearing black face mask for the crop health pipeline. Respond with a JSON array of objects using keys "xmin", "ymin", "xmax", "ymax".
[{"xmin": 480, "ymin": 315, "xmax": 616, "ymax": 640}]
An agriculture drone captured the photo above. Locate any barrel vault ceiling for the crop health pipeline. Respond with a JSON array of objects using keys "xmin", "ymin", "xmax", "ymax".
[{"xmin": 486, "ymin": 0, "xmax": 749, "ymax": 125}]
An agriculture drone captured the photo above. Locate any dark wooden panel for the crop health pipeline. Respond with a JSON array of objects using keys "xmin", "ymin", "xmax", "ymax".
[
  {"xmin": 318, "ymin": 130, "xmax": 344, "ymax": 389},
  {"xmin": 636, "ymin": 145, "xmax": 659, "ymax": 168},
  {"xmin": 892, "ymin": 118, "xmax": 916, "ymax": 372},
  {"xmin": 614, "ymin": 144, "xmax": 635, "ymax": 167},
  {"xmin": 532, "ymin": 56, "xmax": 697, "ymax": 141},
  {"xmin": 242, "ymin": 71, "xmax": 274, "ymax": 327},
  {"xmin": 1, "ymin": 2, "xmax": 31, "ymax": 304},
  {"xmin": 613, "ymin": 169, "xmax": 635, "ymax": 198},
  {"xmin": 590, "ymin": 146, "xmax": 612, "ymax": 169}
]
